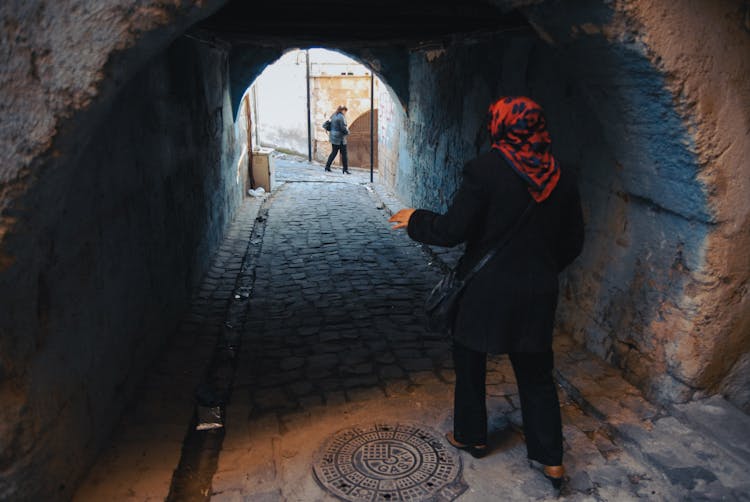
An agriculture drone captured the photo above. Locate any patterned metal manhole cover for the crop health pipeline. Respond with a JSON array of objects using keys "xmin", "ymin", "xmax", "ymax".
[{"xmin": 313, "ymin": 423, "xmax": 468, "ymax": 501}]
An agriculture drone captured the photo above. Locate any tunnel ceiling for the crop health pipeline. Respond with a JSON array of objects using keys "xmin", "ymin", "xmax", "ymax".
[
  {"xmin": 192, "ymin": 0, "xmax": 532, "ymax": 46},
  {"xmin": 192, "ymin": 0, "xmax": 536, "ymax": 116}
]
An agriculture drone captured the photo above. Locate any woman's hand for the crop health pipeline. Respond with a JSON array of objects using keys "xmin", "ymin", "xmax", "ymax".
[{"xmin": 389, "ymin": 208, "xmax": 416, "ymax": 230}]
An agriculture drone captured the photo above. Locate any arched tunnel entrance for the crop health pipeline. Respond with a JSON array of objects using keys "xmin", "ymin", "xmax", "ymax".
[
  {"xmin": 240, "ymin": 47, "xmax": 394, "ymax": 171},
  {"xmin": 1, "ymin": 0, "xmax": 749, "ymax": 499}
]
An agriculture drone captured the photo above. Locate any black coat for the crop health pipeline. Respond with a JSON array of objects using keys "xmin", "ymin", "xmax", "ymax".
[{"xmin": 408, "ymin": 149, "xmax": 584, "ymax": 354}]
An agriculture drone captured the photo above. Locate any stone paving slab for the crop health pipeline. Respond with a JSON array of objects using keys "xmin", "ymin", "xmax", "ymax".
[
  {"xmin": 672, "ymin": 395, "xmax": 750, "ymax": 466},
  {"xmin": 554, "ymin": 335, "xmax": 750, "ymax": 501},
  {"xmin": 274, "ymin": 154, "xmax": 374, "ymax": 186}
]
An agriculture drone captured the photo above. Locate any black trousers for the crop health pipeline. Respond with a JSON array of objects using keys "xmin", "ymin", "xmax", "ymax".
[
  {"xmin": 452, "ymin": 341, "xmax": 563, "ymax": 466},
  {"xmin": 325, "ymin": 143, "xmax": 348, "ymax": 170}
]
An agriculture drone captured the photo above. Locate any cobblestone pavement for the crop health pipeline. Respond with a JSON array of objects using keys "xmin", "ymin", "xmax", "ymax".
[
  {"xmin": 208, "ymin": 159, "xmax": 744, "ymax": 502},
  {"xmin": 75, "ymin": 156, "xmax": 750, "ymax": 502}
]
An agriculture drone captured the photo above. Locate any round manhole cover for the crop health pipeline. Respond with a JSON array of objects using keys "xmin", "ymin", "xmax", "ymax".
[{"xmin": 313, "ymin": 423, "xmax": 467, "ymax": 501}]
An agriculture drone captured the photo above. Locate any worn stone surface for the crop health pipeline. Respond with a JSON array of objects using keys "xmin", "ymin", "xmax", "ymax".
[
  {"xmin": 0, "ymin": 1, "xmax": 224, "ymax": 184},
  {"xmin": 0, "ymin": 29, "xmax": 241, "ymax": 502},
  {"xmin": 617, "ymin": 0, "xmax": 750, "ymax": 414},
  {"xmin": 204, "ymin": 158, "xmax": 740, "ymax": 501},
  {"xmin": 357, "ymin": 0, "xmax": 750, "ymax": 414},
  {"xmin": 1, "ymin": 1, "xmax": 234, "ymax": 498},
  {"xmin": 522, "ymin": 0, "xmax": 750, "ymax": 410},
  {"xmin": 553, "ymin": 334, "xmax": 750, "ymax": 501},
  {"xmin": 3, "ymin": 0, "xmax": 750, "ymax": 499},
  {"xmin": 67, "ymin": 158, "xmax": 750, "ymax": 501},
  {"xmin": 397, "ymin": 4, "xmax": 704, "ymax": 413},
  {"xmin": 672, "ymin": 395, "xmax": 750, "ymax": 467},
  {"xmin": 373, "ymin": 0, "xmax": 750, "ymax": 410},
  {"xmin": 73, "ymin": 197, "xmax": 262, "ymax": 502}
]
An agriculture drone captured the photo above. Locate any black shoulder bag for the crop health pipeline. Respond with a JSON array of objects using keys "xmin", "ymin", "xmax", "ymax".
[{"xmin": 424, "ymin": 200, "xmax": 535, "ymax": 333}]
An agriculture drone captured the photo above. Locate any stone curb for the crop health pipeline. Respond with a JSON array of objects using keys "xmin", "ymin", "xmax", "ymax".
[
  {"xmin": 670, "ymin": 395, "xmax": 750, "ymax": 467},
  {"xmin": 554, "ymin": 336, "xmax": 750, "ymax": 498}
]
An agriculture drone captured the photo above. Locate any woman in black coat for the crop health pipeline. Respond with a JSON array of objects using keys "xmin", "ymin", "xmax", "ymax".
[{"xmin": 390, "ymin": 96, "xmax": 584, "ymax": 489}]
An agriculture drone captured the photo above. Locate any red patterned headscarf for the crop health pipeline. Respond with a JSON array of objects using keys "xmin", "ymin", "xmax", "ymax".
[{"xmin": 488, "ymin": 96, "xmax": 560, "ymax": 202}]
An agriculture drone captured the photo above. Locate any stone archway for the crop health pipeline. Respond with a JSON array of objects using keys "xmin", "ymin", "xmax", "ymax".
[{"xmin": 1, "ymin": 1, "xmax": 749, "ymax": 499}]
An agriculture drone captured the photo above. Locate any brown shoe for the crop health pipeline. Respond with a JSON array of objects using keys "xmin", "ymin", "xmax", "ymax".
[
  {"xmin": 529, "ymin": 461, "xmax": 565, "ymax": 492},
  {"xmin": 445, "ymin": 432, "xmax": 488, "ymax": 459},
  {"xmin": 543, "ymin": 465, "xmax": 565, "ymax": 490}
]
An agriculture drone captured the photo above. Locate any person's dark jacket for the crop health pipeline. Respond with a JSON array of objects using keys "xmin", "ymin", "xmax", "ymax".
[
  {"xmin": 329, "ymin": 111, "xmax": 349, "ymax": 145},
  {"xmin": 407, "ymin": 149, "xmax": 584, "ymax": 354}
]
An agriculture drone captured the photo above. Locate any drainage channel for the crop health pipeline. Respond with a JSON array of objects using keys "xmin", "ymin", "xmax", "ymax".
[{"xmin": 166, "ymin": 201, "xmax": 271, "ymax": 501}]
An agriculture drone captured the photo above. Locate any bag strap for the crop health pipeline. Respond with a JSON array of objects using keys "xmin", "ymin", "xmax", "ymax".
[{"xmin": 459, "ymin": 199, "xmax": 535, "ymax": 284}]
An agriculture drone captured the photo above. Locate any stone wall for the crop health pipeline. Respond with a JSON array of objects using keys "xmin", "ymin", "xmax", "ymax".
[
  {"xmin": 523, "ymin": 0, "xmax": 750, "ymax": 409},
  {"xmin": 399, "ymin": 34, "xmax": 552, "ymax": 209},
  {"xmin": 0, "ymin": 16, "xmax": 241, "ymax": 502},
  {"xmin": 376, "ymin": 81, "xmax": 406, "ymax": 189},
  {"xmin": 612, "ymin": 0, "xmax": 750, "ymax": 413}
]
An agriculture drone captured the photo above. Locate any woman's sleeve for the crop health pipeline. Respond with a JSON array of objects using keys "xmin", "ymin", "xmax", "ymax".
[
  {"xmin": 406, "ymin": 162, "xmax": 485, "ymax": 247},
  {"xmin": 334, "ymin": 115, "xmax": 349, "ymax": 135}
]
